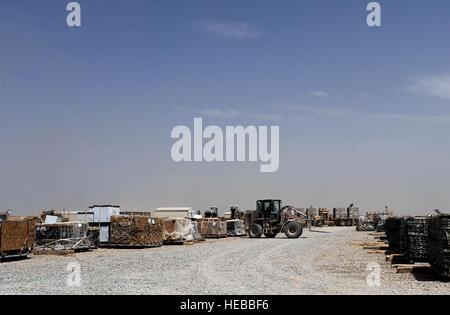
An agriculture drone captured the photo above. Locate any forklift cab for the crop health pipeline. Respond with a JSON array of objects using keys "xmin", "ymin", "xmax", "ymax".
[{"xmin": 256, "ymin": 200, "xmax": 281, "ymax": 220}]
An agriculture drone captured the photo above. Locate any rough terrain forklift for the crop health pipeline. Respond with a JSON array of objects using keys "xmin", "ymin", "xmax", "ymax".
[{"xmin": 244, "ymin": 199, "xmax": 305, "ymax": 239}]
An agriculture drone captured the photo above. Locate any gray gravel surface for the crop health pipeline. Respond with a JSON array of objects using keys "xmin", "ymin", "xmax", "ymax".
[{"xmin": 0, "ymin": 227, "xmax": 448, "ymax": 294}]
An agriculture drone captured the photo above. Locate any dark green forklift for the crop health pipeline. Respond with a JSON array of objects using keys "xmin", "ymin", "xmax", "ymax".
[{"xmin": 244, "ymin": 199, "xmax": 305, "ymax": 239}]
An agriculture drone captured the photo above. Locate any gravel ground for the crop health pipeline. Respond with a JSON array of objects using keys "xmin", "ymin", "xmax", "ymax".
[{"xmin": 0, "ymin": 227, "xmax": 448, "ymax": 295}]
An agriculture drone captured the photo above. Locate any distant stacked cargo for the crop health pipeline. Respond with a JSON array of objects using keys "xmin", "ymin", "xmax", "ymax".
[
  {"xmin": 87, "ymin": 205, "xmax": 121, "ymax": 244},
  {"xmin": 333, "ymin": 208, "xmax": 346, "ymax": 219},
  {"xmin": 428, "ymin": 214, "xmax": 450, "ymax": 278},
  {"xmin": 347, "ymin": 207, "xmax": 359, "ymax": 219}
]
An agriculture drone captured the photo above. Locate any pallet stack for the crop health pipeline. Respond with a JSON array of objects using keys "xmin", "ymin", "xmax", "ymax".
[
  {"xmin": 428, "ymin": 214, "xmax": 450, "ymax": 278},
  {"xmin": 109, "ymin": 215, "xmax": 164, "ymax": 247},
  {"xmin": 200, "ymin": 218, "xmax": 227, "ymax": 238},
  {"xmin": 404, "ymin": 216, "xmax": 429, "ymax": 263}
]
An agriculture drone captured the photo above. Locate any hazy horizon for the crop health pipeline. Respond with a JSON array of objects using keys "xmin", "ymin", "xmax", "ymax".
[{"xmin": 1, "ymin": 0, "xmax": 450, "ymax": 217}]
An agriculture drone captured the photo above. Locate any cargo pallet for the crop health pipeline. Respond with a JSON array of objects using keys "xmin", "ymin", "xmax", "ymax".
[
  {"xmin": 163, "ymin": 240, "xmax": 196, "ymax": 246},
  {"xmin": 0, "ymin": 249, "xmax": 31, "ymax": 261}
]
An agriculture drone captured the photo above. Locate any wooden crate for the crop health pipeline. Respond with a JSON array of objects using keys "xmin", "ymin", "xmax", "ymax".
[
  {"xmin": 109, "ymin": 215, "xmax": 164, "ymax": 247},
  {"xmin": 0, "ymin": 219, "xmax": 35, "ymax": 258}
]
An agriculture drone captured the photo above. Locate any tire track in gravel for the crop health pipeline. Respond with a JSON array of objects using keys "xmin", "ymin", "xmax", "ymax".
[
  {"xmin": 195, "ymin": 231, "xmax": 346, "ymax": 294},
  {"xmin": 195, "ymin": 235, "xmax": 319, "ymax": 294},
  {"xmin": 195, "ymin": 238, "xmax": 277, "ymax": 294}
]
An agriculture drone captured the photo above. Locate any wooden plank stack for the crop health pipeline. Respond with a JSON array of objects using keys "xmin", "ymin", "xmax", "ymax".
[
  {"xmin": 109, "ymin": 215, "xmax": 164, "ymax": 247},
  {"xmin": 427, "ymin": 214, "xmax": 450, "ymax": 278}
]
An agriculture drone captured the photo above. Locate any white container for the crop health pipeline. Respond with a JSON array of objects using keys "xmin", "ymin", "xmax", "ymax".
[
  {"xmin": 45, "ymin": 215, "xmax": 58, "ymax": 224},
  {"xmin": 100, "ymin": 226, "xmax": 109, "ymax": 243}
]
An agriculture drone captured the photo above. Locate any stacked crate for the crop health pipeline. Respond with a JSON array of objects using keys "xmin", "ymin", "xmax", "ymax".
[
  {"xmin": 404, "ymin": 216, "xmax": 429, "ymax": 263},
  {"xmin": 200, "ymin": 218, "xmax": 227, "ymax": 238},
  {"xmin": 333, "ymin": 208, "xmax": 347, "ymax": 219},
  {"xmin": 0, "ymin": 217, "xmax": 36, "ymax": 258},
  {"xmin": 428, "ymin": 214, "xmax": 450, "ymax": 278},
  {"xmin": 347, "ymin": 207, "xmax": 359, "ymax": 219},
  {"xmin": 109, "ymin": 215, "xmax": 164, "ymax": 247}
]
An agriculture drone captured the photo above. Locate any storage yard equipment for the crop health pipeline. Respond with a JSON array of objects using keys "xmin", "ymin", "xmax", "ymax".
[
  {"xmin": 0, "ymin": 217, "xmax": 36, "ymax": 260},
  {"xmin": 224, "ymin": 206, "xmax": 245, "ymax": 220},
  {"xmin": 244, "ymin": 200, "xmax": 305, "ymax": 239},
  {"xmin": 108, "ymin": 215, "xmax": 164, "ymax": 247},
  {"xmin": 314, "ymin": 208, "xmax": 335, "ymax": 227},
  {"xmin": 200, "ymin": 218, "xmax": 227, "ymax": 238},
  {"xmin": 427, "ymin": 214, "xmax": 450, "ymax": 278},
  {"xmin": 34, "ymin": 222, "xmax": 97, "ymax": 252}
]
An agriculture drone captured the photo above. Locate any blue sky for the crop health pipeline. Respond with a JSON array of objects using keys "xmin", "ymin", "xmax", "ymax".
[{"xmin": 1, "ymin": 0, "xmax": 450, "ymax": 215}]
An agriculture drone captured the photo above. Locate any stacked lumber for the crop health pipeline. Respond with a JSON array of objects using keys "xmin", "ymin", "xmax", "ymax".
[
  {"xmin": 428, "ymin": 214, "xmax": 450, "ymax": 278},
  {"xmin": 0, "ymin": 217, "xmax": 36, "ymax": 258},
  {"xmin": 404, "ymin": 216, "xmax": 429, "ymax": 263},
  {"xmin": 200, "ymin": 218, "xmax": 227, "ymax": 238},
  {"xmin": 109, "ymin": 215, "xmax": 163, "ymax": 247}
]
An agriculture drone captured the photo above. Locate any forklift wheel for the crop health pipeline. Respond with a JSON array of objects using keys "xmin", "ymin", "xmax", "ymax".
[
  {"xmin": 249, "ymin": 224, "xmax": 263, "ymax": 238},
  {"xmin": 315, "ymin": 220, "xmax": 324, "ymax": 228},
  {"xmin": 284, "ymin": 222, "xmax": 303, "ymax": 239}
]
